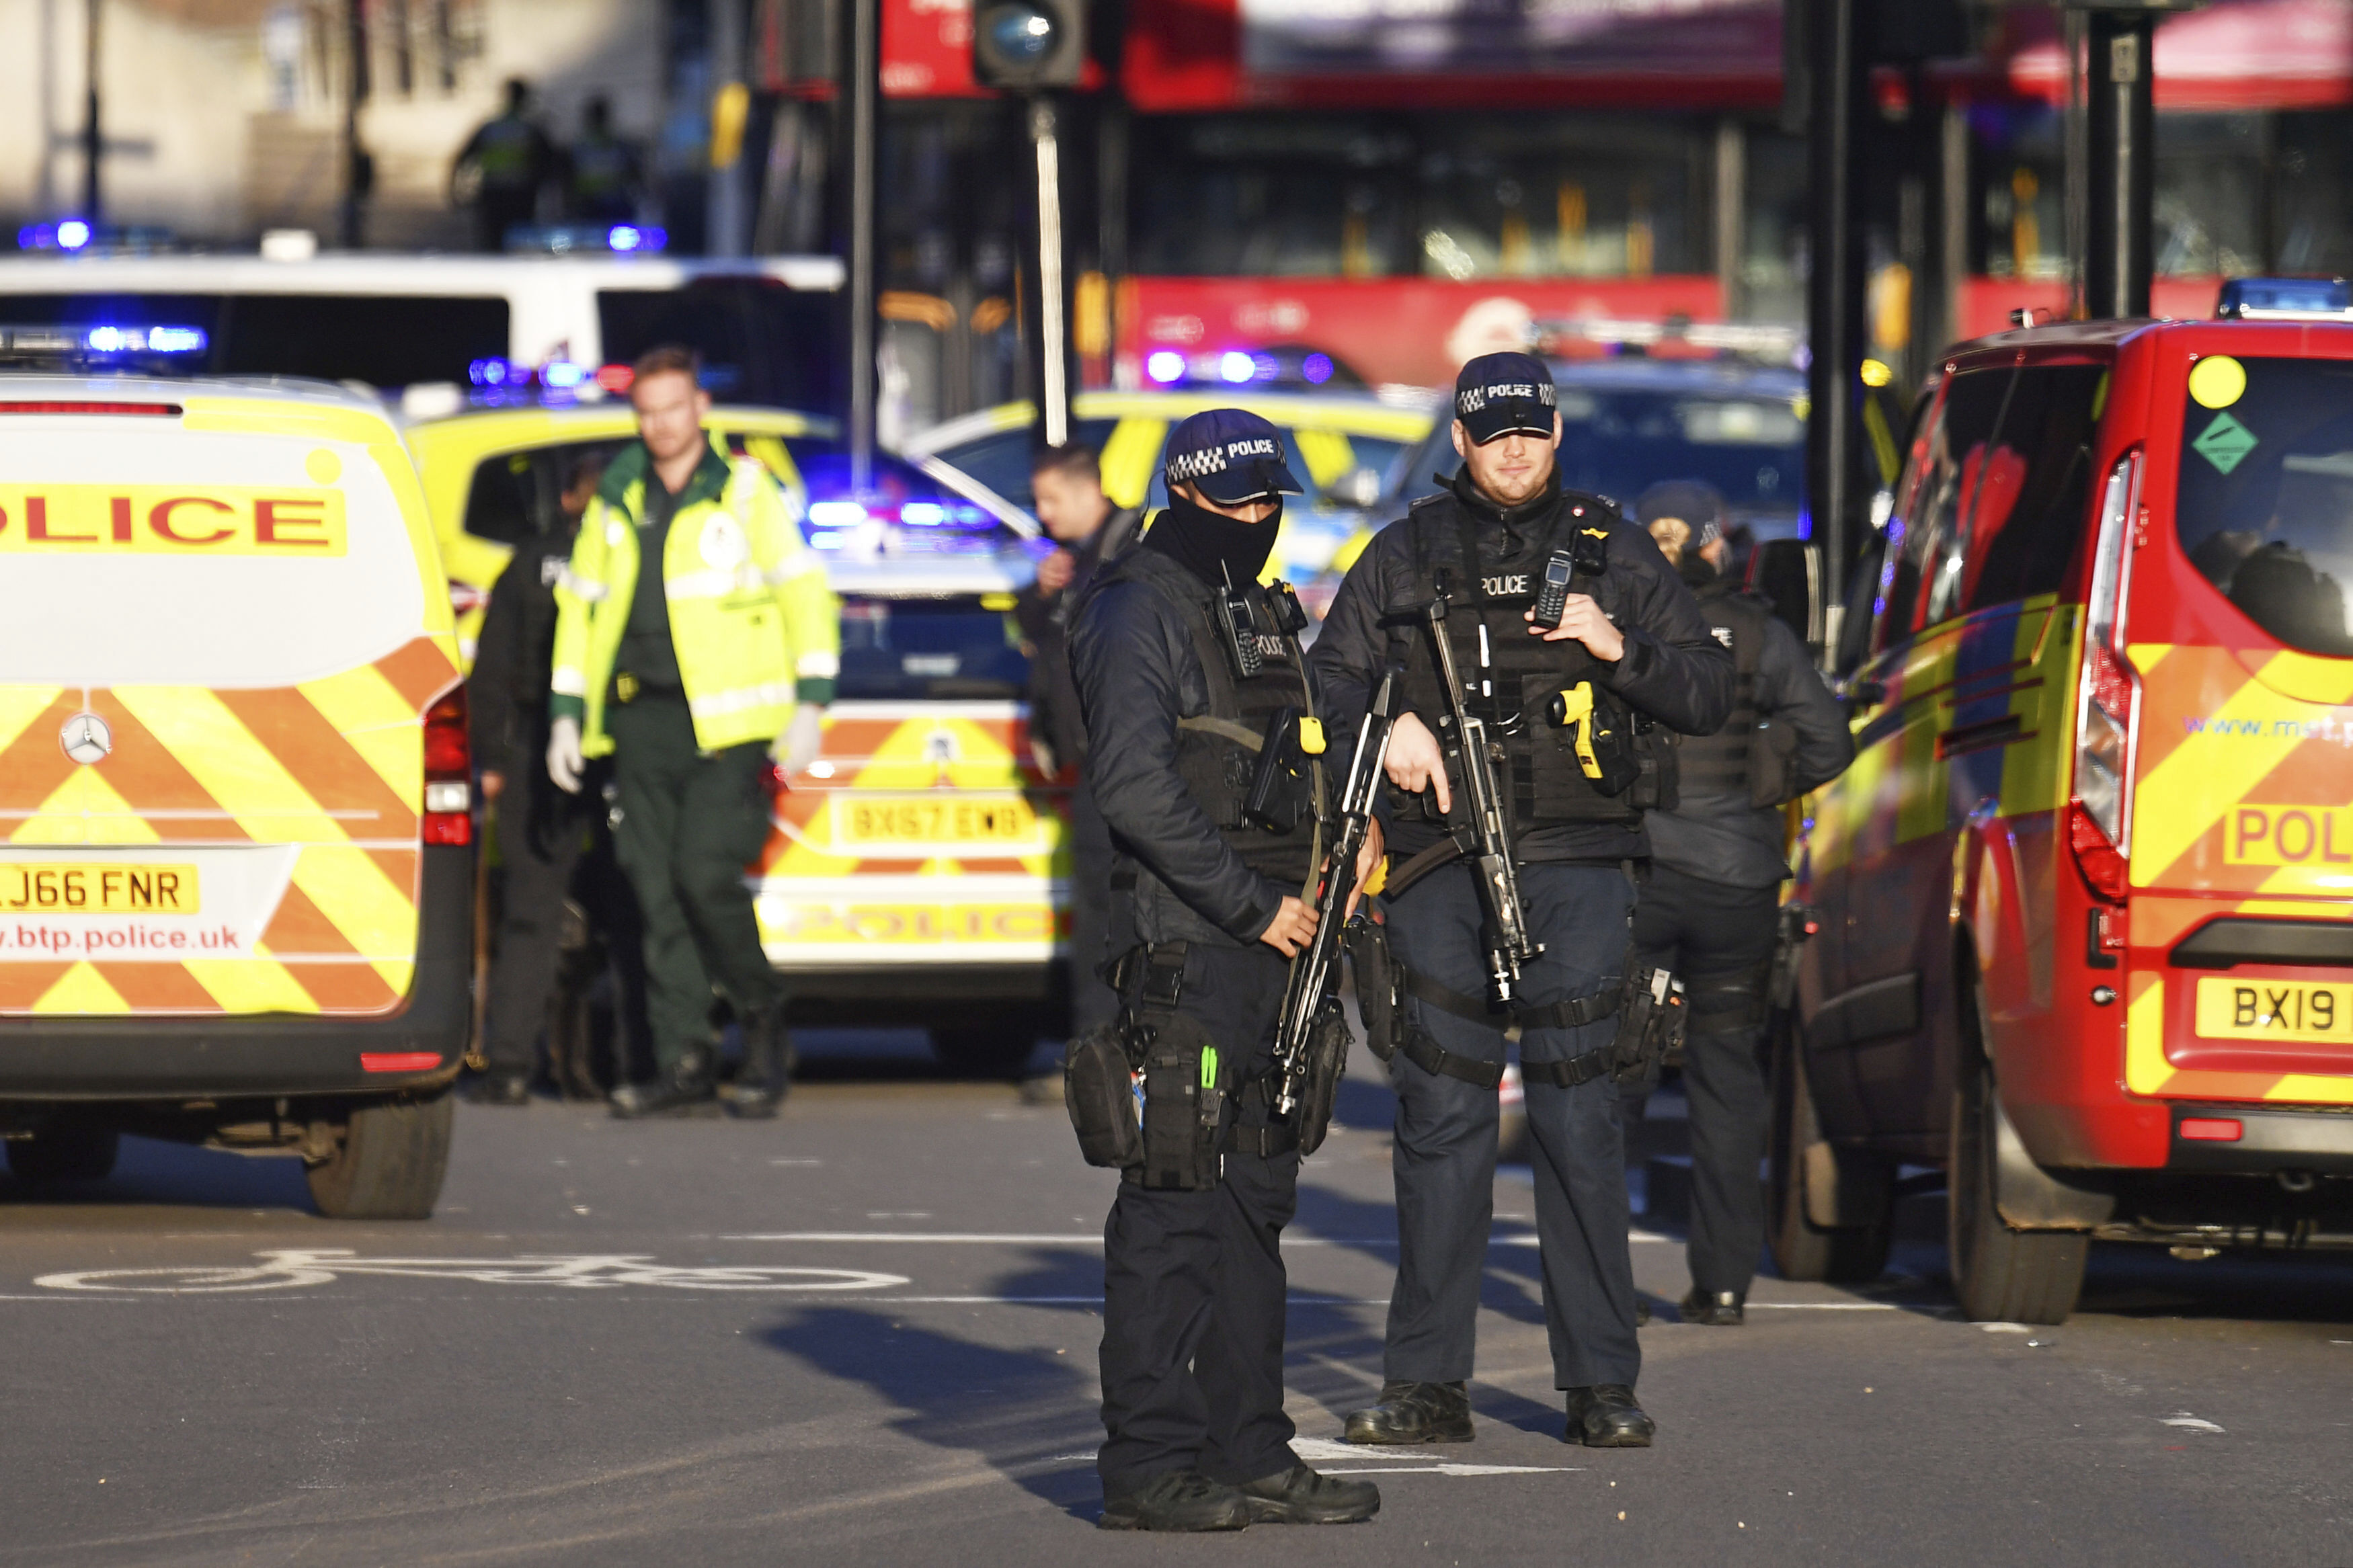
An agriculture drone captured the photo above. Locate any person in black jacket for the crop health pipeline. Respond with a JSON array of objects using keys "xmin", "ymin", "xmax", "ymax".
[
  {"xmin": 469, "ymin": 454, "xmax": 632, "ymax": 1103},
  {"xmin": 1311, "ymin": 354, "xmax": 1734, "ymax": 1451},
  {"xmin": 1628, "ymin": 481, "xmax": 1853, "ymax": 1325},
  {"xmin": 1070, "ymin": 410, "xmax": 1381, "ymax": 1533},
  {"xmin": 1014, "ymin": 444, "xmax": 1142, "ymax": 1089}
]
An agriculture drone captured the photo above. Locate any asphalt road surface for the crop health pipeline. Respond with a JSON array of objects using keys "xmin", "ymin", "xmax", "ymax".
[{"xmin": 5, "ymin": 1032, "xmax": 2352, "ymax": 1567}]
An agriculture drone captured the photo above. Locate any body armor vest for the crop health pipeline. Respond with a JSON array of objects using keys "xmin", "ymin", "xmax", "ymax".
[
  {"xmin": 1675, "ymin": 580, "xmax": 1791, "ymax": 805},
  {"xmin": 1104, "ymin": 550, "xmax": 1326, "ymax": 884},
  {"xmin": 1386, "ymin": 490, "xmax": 1672, "ymax": 833}
]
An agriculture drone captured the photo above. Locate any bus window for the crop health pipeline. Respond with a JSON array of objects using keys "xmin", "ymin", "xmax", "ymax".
[
  {"xmin": 2177, "ymin": 356, "xmax": 2353, "ymax": 657},
  {"xmin": 0, "ymin": 292, "xmax": 508, "ymax": 388},
  {"xmin": 598, "ymin": 281, "xmax": 839, "ymax": 411}
]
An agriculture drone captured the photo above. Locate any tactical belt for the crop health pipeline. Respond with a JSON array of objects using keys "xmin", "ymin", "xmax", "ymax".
[
  {"xmin": 1401, "ymin": 965, "xmax": 1622, "ymax": 1032},
  {"xmin": 1111, "ymin": 941, "xmax": 1299, "ymax": 1155},
  {"xmin": 1519, "ymin": 1046, "xmax": 1616, "ymax": 1088},
  {"xmin": 1223, "ymin": 1078, "xmax": 1301, "ymax": 1157}
]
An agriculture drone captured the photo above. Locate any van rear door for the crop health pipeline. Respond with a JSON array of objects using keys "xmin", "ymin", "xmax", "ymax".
[{"xmin": 0, "ymin": 394, "xmax": 458, "ymax": 1018}]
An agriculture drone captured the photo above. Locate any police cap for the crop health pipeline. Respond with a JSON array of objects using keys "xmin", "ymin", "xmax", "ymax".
[
  {"xmin": 1453, "ymin": 352, "xmax": 1558, "ymax": 445},
  {"xmin": 1162, "ymin": 408, "xmax": 1304, "ymax": 505}
]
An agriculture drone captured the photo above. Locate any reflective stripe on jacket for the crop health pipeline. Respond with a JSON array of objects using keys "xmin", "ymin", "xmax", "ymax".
[{"xmin": 549, "ymin": 440, "xmax": 840, "ymax": 757}]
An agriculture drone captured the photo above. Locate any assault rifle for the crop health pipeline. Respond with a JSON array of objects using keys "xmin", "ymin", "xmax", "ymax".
[
  {"xmin": 1271, "ymin": 667, "xmax": 1402, "ymax": 1118},
  {"xmin": 1416, "ymin": 577, "xmax": 1543, "ymax": 1005}
]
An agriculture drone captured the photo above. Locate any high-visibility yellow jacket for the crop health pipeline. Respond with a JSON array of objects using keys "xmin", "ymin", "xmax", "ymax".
[{"xmin": 549, "ymin": 438, "xmax": 839, "ymax": 757}]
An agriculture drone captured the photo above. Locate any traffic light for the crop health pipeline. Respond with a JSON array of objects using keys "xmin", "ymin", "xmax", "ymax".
[{"xmin": 971, "ymin": 0, "xmax": 1084, "ymax": 90}]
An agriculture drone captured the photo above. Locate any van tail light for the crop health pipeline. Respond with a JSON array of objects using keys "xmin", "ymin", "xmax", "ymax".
[
  {"xmin": 2071, "ymin": 451, "xmax": 2141, "ymax": 903},
  {"xmin": 423, "ymin": 686, "xmax": 473, "ymax": 847}
]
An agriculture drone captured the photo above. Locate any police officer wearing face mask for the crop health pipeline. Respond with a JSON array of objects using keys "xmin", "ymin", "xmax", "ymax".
[
  {"xmin": 1629, "ymin": 480, "xmax": 1853, "ymax": 1327},
  {"xmin": 1310, "ymin": 354, "xmax": 1734, "ymax": 1451},
  {"xmin": 1068, "ymin": 410, "xmax": 1382, "ymax": 1532}
]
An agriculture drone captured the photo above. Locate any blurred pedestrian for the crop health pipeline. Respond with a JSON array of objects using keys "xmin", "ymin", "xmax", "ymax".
[
  {"xmin": 1628, "ymin": 479, "xmax": 1854, "ymax": 1325},
  {"xmin": 469, "ymin": 453, "xmax": 644, "ymax": 1103},
  {"xmin": 548, "ymin": 345, "xmax": 841, "ymax": 1118},
  {"xmin": 453, "ymin": 78, "xmax": 558, "ymax": 252},
  {"xmin": 1014, "ymin": 444, "xmax": 1142, "ymax": 1096},
  {"xmin": 565, "ymin": 94, "xmax": 644, "ymax": 226}
]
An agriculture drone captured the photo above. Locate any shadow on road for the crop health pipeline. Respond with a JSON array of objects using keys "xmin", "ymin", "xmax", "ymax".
[{"xmin": 0, "ymin": 1134, "xmax": 315, "ymax": 1219}]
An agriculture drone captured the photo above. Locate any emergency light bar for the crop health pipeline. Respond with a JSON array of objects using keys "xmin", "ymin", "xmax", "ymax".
[
  {"xmin": 2215, "ymin": 277, "xmax": 2353, "ymax": 321},
  {"xmin": 504, "ymin": 224, "xmax": 669, "ymax": 256},
  {"xmin": 0, "ymin": 323, "xmax": 208, "ymax": 366},
  {"xmin": 1527, "ymin": 316, "xmax": 1803, "ymax": 362}
]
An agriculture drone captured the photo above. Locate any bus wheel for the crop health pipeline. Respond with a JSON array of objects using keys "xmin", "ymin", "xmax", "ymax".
[
  {"xmin": 1948, "ymin": 1008, "xmax": 2087, "ymax": 1325},
  {"xmin": 6, "ymin": 1124, "xmax": 120, "ymax": 1184},
  {"xmin": 306, "ymin": 1092, "xmax": 455, "ymax": 1221},
  {"xmin": 1766, "ymin": 1019, "xmax": 1892, "ymax": 1284}
]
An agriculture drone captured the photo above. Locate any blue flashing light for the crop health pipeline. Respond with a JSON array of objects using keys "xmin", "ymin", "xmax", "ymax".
[
  {"xmin": 901, "ymin": 501, "xmax": 947, "ymax": 526},
  {"xmin": 2217, "ymin": 276, "xmax": 2353, "ymax": 320},
  {"xmin": 608, "ymin": 225, "xmax": 643, "ymax": 253},
  {"xmin": 809, "ymin": 500, "xmax": 869, "ymax": 528},
  {"xmin": 542, "ymin": 359, "xmax": 587, "ymax": 389},
  {"xmin": 147, "ymin": 325, "xmax": 206, "ymax": 354},
  {"xmin": 1146, "ymin": 349, "xmax": 1186, "ymax": 384},
  {"xmin": 1301, "ymin": 352, "xmax": 1333, "ymax": 385},
  {"xmin": 468, "ymin": 358, "xmax": 515, "ymax": 388},
  {"xmin": 1250, "ymin": 353, "xmax": 1281, "ymax": 383},
  {"xmin": 1219, "ymin": 350, "xmax": 1255, "ymax": 384},
  {"xmin": 639, "ymin": 226, "xmax": 668, "ymax": 253},
  {"xmin": 56, "ymin": 220, "xmax": 91, "ymax": 251},
  {"xmin": 1795, "ymin": 506, "xmax": 1812, "ymax": 541},
  {"xmin": 84, "ymin": 326, "xmax": 127, "ymax": 353}
]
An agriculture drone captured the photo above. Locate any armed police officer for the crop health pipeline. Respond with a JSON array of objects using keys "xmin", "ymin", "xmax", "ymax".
[
  {"xmin": 1066, "ymin": 411, "xmax": 1382, "ymax": 1532},
  {"xmin": 1630, "ymin": 481, "xmax": 1853, "ymax": 1326},
  {"xmin": 1310, "ymin": 353, "xmax": 1733, "ymax": 1450}
]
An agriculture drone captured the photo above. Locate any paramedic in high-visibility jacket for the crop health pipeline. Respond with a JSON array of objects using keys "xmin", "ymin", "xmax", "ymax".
[{"xmin": 547, "ymin": 344, "xmax": 840, "ymax": 1118}]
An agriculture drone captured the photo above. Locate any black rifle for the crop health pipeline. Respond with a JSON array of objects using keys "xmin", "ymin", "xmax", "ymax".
[
  {"xmin": 1415, "ymin": 581, "xmax": 1543, "ymax": 1005},
  {"xmin": 1271, "ymin": 667, "xmax": 1402, "ymax": 1117}
]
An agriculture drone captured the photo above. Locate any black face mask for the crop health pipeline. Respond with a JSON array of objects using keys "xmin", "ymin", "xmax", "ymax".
[
  {"xmin": 1677, "ymin": 550, "xmax": 1720, "ymax": 587},
  {"xmin": 1144, "ymin": 493, "xmax": 1284, "ymax": 590}
]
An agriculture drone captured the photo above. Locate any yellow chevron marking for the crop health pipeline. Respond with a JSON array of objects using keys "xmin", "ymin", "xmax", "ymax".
[
  {"xmin": 2260, "ymin": 1071, "xmax": 2353, "ymax": 1104},
  {"xmin": 186, "ymin": 956, "xmax": 320, "ymax": 1014},
  {"xmin": 2251, "ymin": 648, "xmax": 2353, "ymax": 705},
  {"xmin": 32, "ymin": 961, "xmax": 129, "ymax": 1015},
  {"xmin": 2124, "ymin": 975, "xmax": 2171, "ymax": 1096},
  {"xmin": 2239, "ymin": 897, "xmax": 2352, "ymax": 919},
  {"xmin": 113, "ymin": 690, "xmax": 417, "ymax": 972},
  {"xmin": 298, "ymin": 665, "xmax": 424, "ymax": 811},
  {"xmin": 2126, "ymin": 642, "xmax": 2174, "ymax": 679},
  {"xmin": 11, "ymin": 766, "xmax": 162, "ymax": 845},
  {"xmin": 0, "ymin": 686, "xmax": 64, "ymax": 759}
]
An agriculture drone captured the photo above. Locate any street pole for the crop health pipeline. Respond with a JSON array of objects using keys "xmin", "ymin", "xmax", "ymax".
[
  {"xmin": 1030, "ymin": 96, "xmax": 1070, "ymax": 450},
  {"xmin": 708, "ymin": 0, "xmax": 748, "ymax": 258},
  {"xmin": 79, "ymin": 0, "xmax": 100, "ymax": 223},
  {"xmin": 1803, "ymin": 0, "xmax": 1866, "ymax": 653},
  {"xmin": 2083, "ymin": 7, "xmax": 2155, "ymax": 318},
  {"xmin": 845, "ymin": 0, "xmax": 880, "ymax": 491},
  {"xmin": 340, "ymin": 0, "xmax": 368, "ymax": 248}
]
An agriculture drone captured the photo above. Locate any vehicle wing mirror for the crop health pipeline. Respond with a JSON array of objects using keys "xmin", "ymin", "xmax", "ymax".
[{"xmin": 1747, "ymin": 538, "xmax": 1823, "ymax": 651}]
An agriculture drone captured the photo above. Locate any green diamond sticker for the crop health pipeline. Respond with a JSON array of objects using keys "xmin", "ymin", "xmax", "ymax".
[{"xmin": 2193, "ymin": 410, "xmax": 2259, "ymax": 474}]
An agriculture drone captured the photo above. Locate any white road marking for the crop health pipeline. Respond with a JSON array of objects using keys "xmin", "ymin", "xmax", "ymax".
[
  {"xmin": 1316, "ymin": 1463, "xmax": 1580, "ymax": 1477},
  {"xmin": 1979, "ymin": 1321, "xmax": 2034, "ymax": 1333},
  {"xmin": 1743, "ymin": 1302, "xmax": 1900, "ymax": 1311},
  {"xmin": 721, "ymin": 1231, "xmax": 1667, "ymax": 1245},
  {"xmin": 2161, "ymin": 1414, "xmax": 2225, "ymax": 1434},
  {"xmin": 33, "ymin": 1251, "xmax": 911, "ymax": 1294}
]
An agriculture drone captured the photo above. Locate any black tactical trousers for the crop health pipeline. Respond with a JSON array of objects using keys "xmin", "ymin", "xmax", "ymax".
[
  {"xmin": 1098, "ymin": 940, "xmax": 1300, "ymax": 1494},
  {"xmin": 1382, "ymin": 860, "xmax": 1641, "ymax": 1391},
  {"xmin": 1630, "ymin": 862, "xmax": 1779, "ymax": 1299},
  {"xmin": 480, "ymin": 773, "xmax": 600, "ymax": 1077},
  {"xmin": 606, "ymin": 695, "xmax": 784, "ymax": 1072}
]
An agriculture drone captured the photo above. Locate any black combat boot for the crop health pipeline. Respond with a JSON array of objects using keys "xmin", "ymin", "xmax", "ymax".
[
  {"xmin": 1342, "ymin": 1380, "xmax": 1474, "ymax": 1445},
  {"xmin": 1238, "ymin": 1464, "xmax": 1380, "ymax": 1524},
  {"xmin": 609, "ymin": 1044, "xmax": 719, "ymax": 1118},
  {"xmin": 1680, "ymin": 1286, "xmax": 1745, "ymax": 1326},
  {"xmin": 1563, "ymin": 1385, "xmax": 1656, "ymax": 1448},
  {"xmin": 1097, "ymin": 1471, "xmax": 1250, "ymax": 1532},
  {"xmin": 728, "ymin": 1007, "xmax": 796, "ymax": 1120}
]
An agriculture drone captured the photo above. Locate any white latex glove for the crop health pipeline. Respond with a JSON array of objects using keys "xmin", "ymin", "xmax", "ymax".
[
  {"xmin": 776, "ymin": 703, "xmax": 826, "ymax": 777},
  {"xmin": 547, "ymin": 715, "xmax": 584, "ymax": 794}
]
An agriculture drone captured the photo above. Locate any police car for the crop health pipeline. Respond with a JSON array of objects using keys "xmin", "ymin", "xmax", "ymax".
[
  {"xmin": 405, "ymin": 397, "xmax": 1068, "ymax": 1073},
  {"xmin": 0, "ymin": 325, "xmax": 471, "ymax": 1216}
]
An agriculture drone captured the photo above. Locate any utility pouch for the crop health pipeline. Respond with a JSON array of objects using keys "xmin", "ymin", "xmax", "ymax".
[
  {"xmin": 1747, "ymin": 716, "xmax": 1800, "ymax": 809},
  {"xmin": 1630, "ymin": 720, "xmax": 1677, "ymax": 813},
  {"xmin": 1243, "ymin": 706, "xmax": 1314, "ymax": 833},
  {"xmin": 1135, "ymin": 1012, "xmax": 1226, "ymax": 1191},
  {"xmin": 1609, "ymin": 964, "xmax": 1687, "ymax": 1089},
  {"xmin": 1290, "ymin": 1003, "xmax": 1353, "ymax": 1158},
  {"xmin": 1544, "ymin": 682, "xmax": 1643, "ymax": 797},
  {"xmin": 1344, "ymin": 912, "xmax": 1403, "ymax": 1063},
  {"xmin": 1063, "ymin": 1024, "xmax": 1144, "ymax": 1170}
]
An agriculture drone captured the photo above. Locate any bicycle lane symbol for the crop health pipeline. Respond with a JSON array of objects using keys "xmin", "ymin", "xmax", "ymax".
[{"xmin": 32, "ymin": 1250, "xmax": 912, "ymax": 1294}]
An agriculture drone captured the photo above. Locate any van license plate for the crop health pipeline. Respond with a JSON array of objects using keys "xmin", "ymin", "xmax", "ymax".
[
  {"xmin": 839, "ymin": 796, "xmax": 1037, "ymax": 849},
  {"xmin": 2194, "ymin": 977, "xmax": 2353, "ymax": 1043},
  {"xmin": 0, "ymin": 862, "xmax": 199, "ymax": 913}
]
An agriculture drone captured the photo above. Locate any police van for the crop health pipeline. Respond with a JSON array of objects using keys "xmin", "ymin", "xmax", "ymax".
[
  {"xmin": 0, "ymin": 327, "xmax": 471, "ymax": 1216},
  {"xmin": 1781, "ymin": 282, "xmax": 2353, "ymax": 1322}
]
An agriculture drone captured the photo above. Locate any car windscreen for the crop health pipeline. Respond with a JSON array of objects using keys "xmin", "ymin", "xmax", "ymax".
[
  {"xmin": 1399, "ymin": 386, "xmax": 1805, "ymax": 515},
  {"xmin": 786, "ymin": 442, "xmax": 1028, "ymax": 560},
  {"xmin": 0, "ymin": 292, "xmax": 509, "ymax": 388},
  {"xmin": 838, "ymin": 595, "xmax": 1027, "ymax": 700},
  {"xmin": 0, "ymin": 415, "xmax": 426, "ymax": 686},
  {"xmin": 927, "ymin": 419, "xmax": 1121, "ymax": 511},
  {"xmin": 2176, "ymin": 355, "xmax": 2353, "ymax": 657}
]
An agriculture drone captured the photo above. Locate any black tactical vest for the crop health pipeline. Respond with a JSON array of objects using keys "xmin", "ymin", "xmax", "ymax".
[
  {"xmin": 1384, "ymin": 488, "xmax": 1668, "ymax": 833},
  {"xmin": 1674, "ymin": 578, "xmax": 1769, "ymax": 798},
  {"xmin": 1101, "ymin": 550, "xmax": 1326, "ymax": 883}
]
